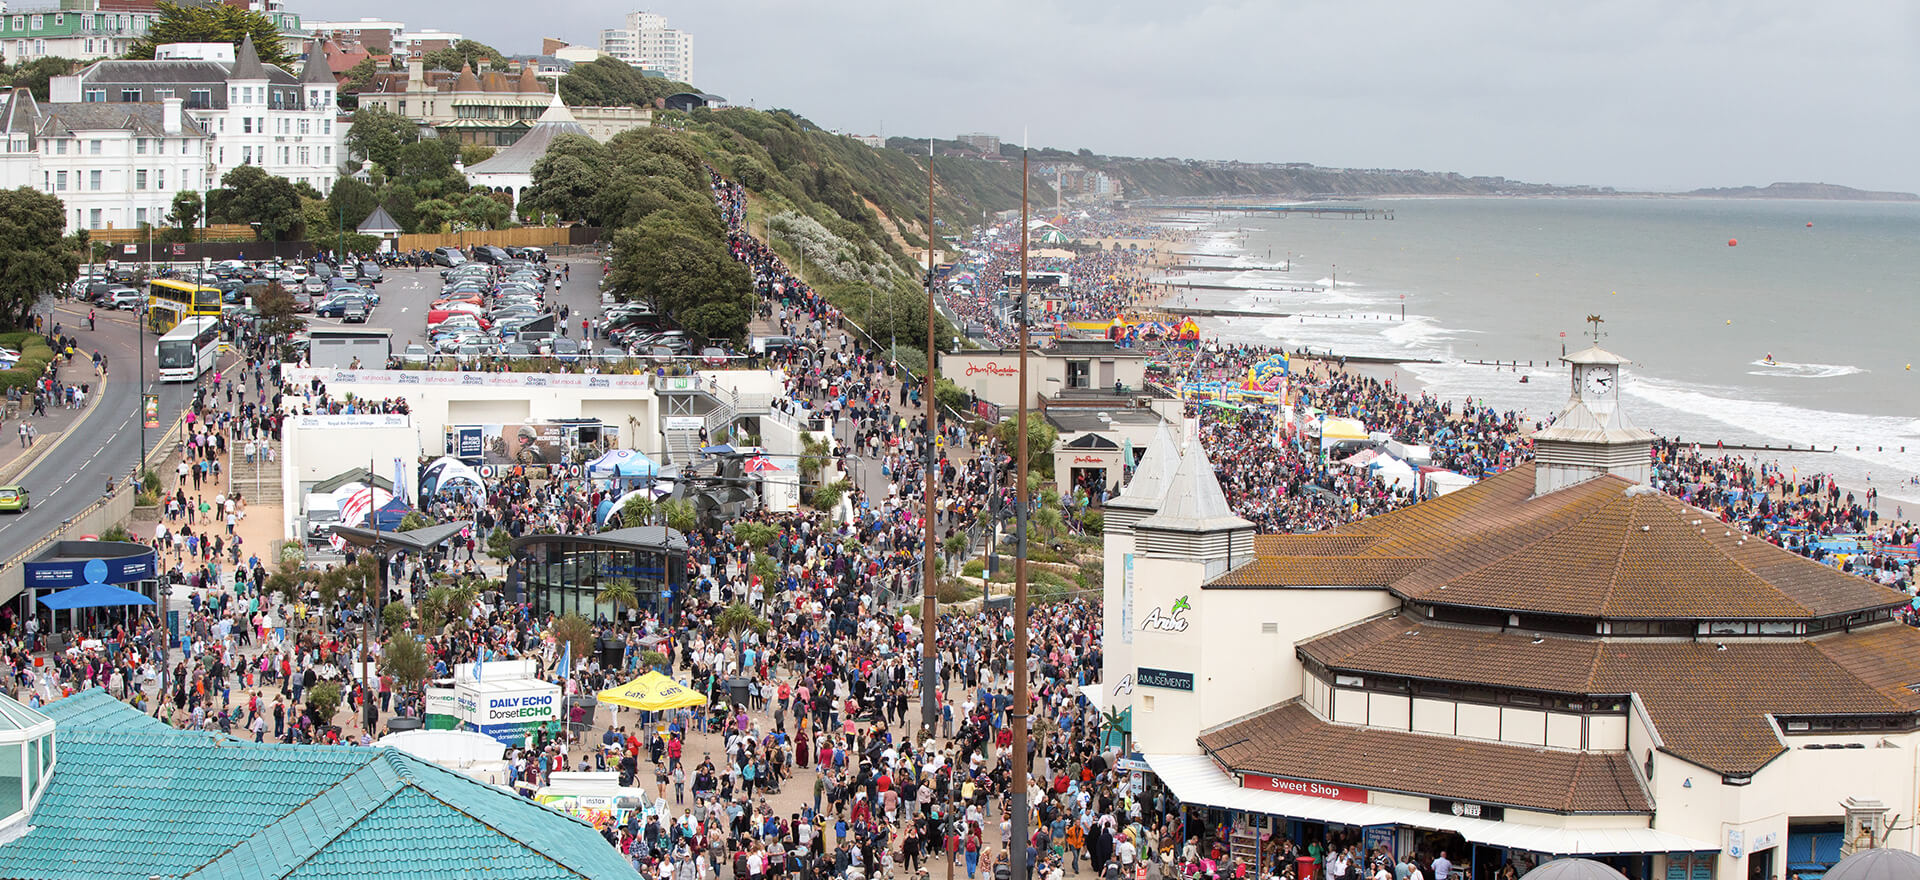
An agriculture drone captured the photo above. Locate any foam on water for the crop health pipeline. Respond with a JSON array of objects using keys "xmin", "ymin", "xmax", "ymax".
[
  {"xmin": 1181, "ymin": 214, "xmax": 1920, "ymax": 503},
  {"xmin": 1746, "ymin": 360, "xmax": 1866, "ymax": 379}
]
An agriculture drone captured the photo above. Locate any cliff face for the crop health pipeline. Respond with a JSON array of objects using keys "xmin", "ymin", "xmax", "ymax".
[{"xmin": 1684, "ymin": 182, "xmax": 1919, "ymax": 201}]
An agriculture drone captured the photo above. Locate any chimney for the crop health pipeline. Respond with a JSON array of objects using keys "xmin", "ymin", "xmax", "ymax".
[
  {"xmin": 162, "ymin": 97, "xmax": 182, "ymax": 135},
  {"xmin": 407, "ymin": 57, "xmax": 423, "ymax": 83}
]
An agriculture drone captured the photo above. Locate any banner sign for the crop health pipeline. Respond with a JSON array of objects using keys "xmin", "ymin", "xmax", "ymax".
[
  {"xmin": 1241, "ymin": 773, "xmax": 1368, "ymax": 802},
  {"xmin": 142, "ymin": 394, "xmax": 159, "ymax": 429},
  {"xmin": 291, "ymin": 414, "xmax": 410, "ymax": 429},
  {"xmin": 26, "ymin": 550, "xmax": 158, "ymax": 588},
  {"xmin": 663, "ymin": 416, "xmax": 705, "ymax": 431},
  {"xmin": 1136, "ymin": 667, "xmax": 1194, "ymax": 691},
  {"xmin": 285, "ymin": 366, "xmax": 652, "ymax": 391}
]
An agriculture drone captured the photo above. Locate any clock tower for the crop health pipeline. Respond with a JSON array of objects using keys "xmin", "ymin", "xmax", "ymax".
[{"xmin": 1532, "ymin": 344, "xmax": 1655, "ymax": 496}]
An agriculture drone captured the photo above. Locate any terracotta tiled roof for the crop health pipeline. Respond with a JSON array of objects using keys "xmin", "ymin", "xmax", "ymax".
[
  {"xmin": 1295, "ymin": 618, "xmax": 1920, "ymax": 776},
  {"xmin": 1220, "ymin": 464, "xmax": 1906, "ymax": 621},
  {"xmin": 1213, "ymin": 556, "xmax": 1424, "ymax": 589},
  {"xmin": 1199, "ymin": 702, "xmax": 1651, "ymax": 814}
]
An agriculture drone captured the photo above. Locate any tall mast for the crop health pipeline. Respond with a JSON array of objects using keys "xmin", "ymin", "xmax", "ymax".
[
  {"xmin": 921, "ymin": 139, "xmax": 939, "ymax": 736},
  {"xmin": 1009, "ymin": 143, "xmax": 1032, "ymax": 880}
]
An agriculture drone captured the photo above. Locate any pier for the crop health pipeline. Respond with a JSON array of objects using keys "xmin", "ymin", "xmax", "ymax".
[{"xmin": 1150, "ymin": 204, "xmax": 1395, "ymax": 219}]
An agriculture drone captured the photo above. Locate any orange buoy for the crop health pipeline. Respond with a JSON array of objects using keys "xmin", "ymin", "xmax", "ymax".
[
  {"xmin": 1727, "ymin": 238, "xmax": 1738, "ymax": 246},
  {"xmin": 1806, "ymin": 222, "xmax": 1814, "ymax": 228}
]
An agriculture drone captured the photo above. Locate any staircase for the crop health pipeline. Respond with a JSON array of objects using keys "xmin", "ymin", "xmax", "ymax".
[
  {"xmin": 227, "ymin": 438, "xmax": 282, "ymax": 503},
  {"xmin": 664, "ymin": 429, "xmax": 701, "ymax": 465}
]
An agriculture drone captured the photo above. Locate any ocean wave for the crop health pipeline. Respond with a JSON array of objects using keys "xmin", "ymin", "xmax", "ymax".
[{"xmin": 1746, "ymin": 359, "xmax": 1865, "ymax": 379}]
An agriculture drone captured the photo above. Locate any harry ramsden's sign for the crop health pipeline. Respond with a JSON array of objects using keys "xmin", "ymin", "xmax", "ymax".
[{"xmin": 965, "ymin": 362, "xmax": 1019, "ymax": 377}]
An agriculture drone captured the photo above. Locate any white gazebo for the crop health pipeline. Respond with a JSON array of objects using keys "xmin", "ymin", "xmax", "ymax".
[{"xmin": 465, "ymin": 93, "xmax": 587, "ymax": 221}]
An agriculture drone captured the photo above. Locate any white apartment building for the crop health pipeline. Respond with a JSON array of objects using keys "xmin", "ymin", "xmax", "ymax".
[
  {"xmin": 48, "ymin": 35, "xmax": 342, "ymax": 192},
  {"xmin": 598, "ymin": 11, "xmax": 693, "ymax": 83},
  {"xmin": 0, "ymin": 88, "xmax": 213, "ymax": 232}
]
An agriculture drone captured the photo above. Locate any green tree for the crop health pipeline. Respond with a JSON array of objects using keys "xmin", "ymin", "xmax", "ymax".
[
  {"xmin": 410, "ymin": 198, "xmax": 457, "ymax": 234},
  {"xmin": 421, "ymin": 39, "xmax": 507, "ymax": 72},
  {"xmin": 550, "ymin": 613, "xmax": 595, "ymax": 664},
  {"xmin": 597, "ymin": 578, "xmax": 639, "ymax": 622},
  {"xmin": 327, "ymin": 177, "xmax": 378, "ymax": 230},
  {"xmin": 520, "ymin": 133, "xmax": 614, "ymax": 223},
  {"xmin": 397, "ymin": 511, "xmax": 435, "ymax": 531},
  {"xmin": 661, "ymin": 499, "xmax": 697, "ymax": 535},
  {"xmin": 216, "ymin": 165, "xmax": 301, "ymax": 240},
  {"xmin": 0, "ymin": 56, "xmax": 81, "ymax": 100},
  {"xmin": 1033, "ymin": 505, "xmax": 1065, "ymax": 543},
  {"xmin": 391, "ymin": 139, "xmax": 465, "ymax": 199},
  {"xmin": 607, "ymin": 213, "xmax": 753, "ymax": 342},
  {"xmin": 557, "ymin": 57, "xmax": 693, "ymax": 106},
  {"xmin": 251, "ymin": 282, "xmax": 305, "ymax": 339},
  {"xmin": 380, "ymin": 633, "xmax": 432, "ymax": 694},
  {"xmin": 992, "ymin": 417, "xmax": 1059, "ymax": 478},
  {"xmin": 124, "ymin": 1, "xmax": 294, "ymax": 68},
  {"xmin": 343, "ymin": 56, "xmax": 377, "ymax": 93},
  {"xmin": 457, "ymin": 192, "xmax": 509, "ymax": 230},
  {"xmin": 619, "ymin": 492, "xmax": 655, "ymax": 528},
  {"xmin": 713, "ymin": 601, "xmax": 768, "ymax": 663},
  {"xmin": 166, "ymin": 189, "xmax": 203, "ymax": 232},
  {"xmin": 306, "ymin": 680, "xmax": 343, "ymax": 727},
  {"xmin": 485, "ymin": 528, "xmax": 514, "ymax": 561},
  {"xmin": 0, "ymin": 188, "xmax": 79, "ymax": 328},
  {"xmin": 345, "ymin": 105, "xmax": 418, "ymax": 172},
  {"xmin": 459, "ymin": 144, "xmax": 496, "ymax": 166}
]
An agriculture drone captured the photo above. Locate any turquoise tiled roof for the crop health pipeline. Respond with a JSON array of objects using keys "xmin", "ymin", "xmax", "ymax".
[{"xmin": 0, "ymin": 691, "xmax": 640, "ymax": 880}]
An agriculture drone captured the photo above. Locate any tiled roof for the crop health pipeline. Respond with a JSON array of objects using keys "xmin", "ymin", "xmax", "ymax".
[
  {"xmin": 36, "ymin": 102, "xmax": 210, "ymax": 139},
  {"xmin": 1211, "ymin": 556, "xmax": 1423, "ymax": 589},
  {"xmin": 1198, "ymin": 702, "xmax": 1651, "ymax": 814},
  {"xmin": 0, "ymin": 691, "xmax": 640, "ymax": 880},
  {"xmin": 1222, "ymin": 463, "xmax": 1907, "ymax": 621},
  {"xmin": 1294, "ymin": 617, "xmax": 1920, "ymax": 776}
]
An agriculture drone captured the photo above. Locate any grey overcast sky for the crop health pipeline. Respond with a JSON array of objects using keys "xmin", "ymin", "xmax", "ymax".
[{"xmin": 323, "ymin": 0, "xmax": 1920, "ymax": 193}]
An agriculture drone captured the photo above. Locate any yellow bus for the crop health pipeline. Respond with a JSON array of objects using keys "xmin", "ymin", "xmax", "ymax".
[{"xmin": 147, "ymin": 278, "xmax": 223, "ymax": 332}]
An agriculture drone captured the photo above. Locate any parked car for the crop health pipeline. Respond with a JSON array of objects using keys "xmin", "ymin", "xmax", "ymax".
[
  {"xmin": 401, "ymin": 343, "xmax": 432, "ymax": 365},
  {"xmin": 340, "ymin": 301, "xmax": 369, "ymax": 323},
  {"xmin": 431, "ymin": 247, "xmax": 467, "ymax": 267},
  {"xmin": 315, "ymin": 294, "xmax": 368, "ymax": 319},
  {"xmin": 357, "ymin": 261, "xmax": 383, "ymax": 284}
]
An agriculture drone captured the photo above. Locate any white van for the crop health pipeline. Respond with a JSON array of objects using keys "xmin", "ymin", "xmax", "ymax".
[{"xmin": 304, "ymin": 492, "xmax": 341, "ymax": 545}]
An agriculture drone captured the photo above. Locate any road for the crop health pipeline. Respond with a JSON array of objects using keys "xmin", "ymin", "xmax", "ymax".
[{"xmin": 0, "ymin": 303, "xmax": 195, "ymax": 562}]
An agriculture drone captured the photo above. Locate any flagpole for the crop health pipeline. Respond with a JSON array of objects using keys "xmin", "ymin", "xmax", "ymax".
[
  {"xmin": 1009, "ymin": 137, "xmax": 1032, "ymax": 880},
  {"xmin": 921, "ymin": 137, "xmax": 939, "ymax": 739}
]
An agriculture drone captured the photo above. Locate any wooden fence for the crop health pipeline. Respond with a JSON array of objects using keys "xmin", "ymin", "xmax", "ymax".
[
  {"xmin": 87, "ymin": 224, "xmax": 257, "ymax": 244},
  {"xmin": 396, "ymin": 226, "xmax": 604, "ymax": 251}
]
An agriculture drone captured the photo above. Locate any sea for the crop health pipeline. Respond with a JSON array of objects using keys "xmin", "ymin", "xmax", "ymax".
[{"xmin": 1159, "ymin": 197, "xmax": 1920, "ymax": 506}]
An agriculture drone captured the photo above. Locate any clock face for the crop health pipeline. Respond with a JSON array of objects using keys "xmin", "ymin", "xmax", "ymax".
[{"xmin": 1583, "ymin": 367, "xmax": 1615, "ymax": 397}]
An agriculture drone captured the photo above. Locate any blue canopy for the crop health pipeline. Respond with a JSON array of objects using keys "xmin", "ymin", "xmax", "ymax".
[
  {"xmin": 589, "ymin": 449, "xmax": 659, "ymax": 479},
  {"xmin": 39, "ymin": 582, "xmax": 155, "ymax": 610},
  {"xmin": 698, "ymin": 444, "xmax": 736, "ymax": 456}
]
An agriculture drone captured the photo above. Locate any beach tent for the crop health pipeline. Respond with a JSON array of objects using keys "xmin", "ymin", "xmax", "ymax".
[
  {"xmin": 367, "ymin": 496, "xmax": 413, "ymax": 532},
  {"xmin": 1037, "ymin": 229, "xmax": 1071, "ymax": 245},
  {"xmin": 1372, "ymin": 456, "xmax": 1418, "ymax": 492},
  {"xmin": 421, "ymin": 456, "xmax": 486, "ymax": 497},
  {"xmin": 588, "ymin": 448, "xmax": 659, "ymax": 479},
  {"xmin": 596, "ymin": 671, "xmax": 708, "ymax": 712}
]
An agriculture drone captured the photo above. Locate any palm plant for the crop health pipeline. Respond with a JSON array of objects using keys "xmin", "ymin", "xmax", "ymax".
[{"xmin": 598, "ymin": 577, "xmax": 640, "ymax": 623}]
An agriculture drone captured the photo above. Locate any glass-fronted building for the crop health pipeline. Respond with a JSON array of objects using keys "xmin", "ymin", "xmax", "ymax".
[{"xmin": 512, "ymin": 526, "xmax": 689, "ymax": 623}]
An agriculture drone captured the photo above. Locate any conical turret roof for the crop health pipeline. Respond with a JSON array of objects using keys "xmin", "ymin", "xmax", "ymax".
[
  {"xmin": 1109, "ymin": 422, "xmax": 1180, "ymax": 512},
  {"xmin": 453, "ymin": 62, "xmax": 480, "ymax": 92},
  {"xmin": 467, "ymin": 91, "xmax": 587, "ymax": 177},
  {"xmin": 231, "ymin": 34, "xmax": 266, "ymax": 80},
  {"xmin": 301, "ymin": 39, "xmax": 334, "ymax": 85},
  {"xmin": 517, "ymin": 64, "xmax": 542, "ymax": 94},
  {"xmin": 1136, "ymin": 439, "xmax": 1253, "ymax": 534}
]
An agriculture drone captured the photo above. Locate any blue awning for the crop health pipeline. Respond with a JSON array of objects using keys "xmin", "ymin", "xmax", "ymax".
[{"xmin": 39, "ymin": 582, "xmax": 156, "ymax": 610}]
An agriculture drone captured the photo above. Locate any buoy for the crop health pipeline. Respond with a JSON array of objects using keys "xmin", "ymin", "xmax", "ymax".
[
  {"xmin": 1806, "ymin": 222, "xmax": 1814, "ymax": 228},
  {"xmin": 1727, "ymin": 239, "xmax": 1738, "ymax": 247},
  {"xmin": 1726, "ymin": 319, "xmax": 1733, "ymax": 325}
]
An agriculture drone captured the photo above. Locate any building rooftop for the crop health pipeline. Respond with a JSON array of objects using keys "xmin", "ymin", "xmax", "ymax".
[
  {"xmin": 0, "ymin": 689, "xmax": 640, "ymax": 880},
  {"xmin": 1107, "ymin": 421, "xmax": 1180, "ymax": 513},
  {"xmin": 1135, "ymin": 439, "xmax": 1252, "ymax": 534},
  {"xmin": 466, "ymin": 94, "xmax": 586, "ymax": 177},
  {"xmin": 1292, "ymin": 614, "xmax": 1920, "ymax": 777},
  {"xmin": 1199, "ymin": 702, "xmax": 1652, "ymax": 814},
  {"xmin": 1214, "ymin": 464, "xmax": 1907, "ymax": 622},
  {"xmin": 1044, "ymin": 408, "xmax": 1163, "ymax": 435}
]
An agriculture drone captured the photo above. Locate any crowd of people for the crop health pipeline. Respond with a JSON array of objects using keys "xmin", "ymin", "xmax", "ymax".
[{"xmin": 12, "ymin": 176, "xmax": 1920, "ymax": 880}]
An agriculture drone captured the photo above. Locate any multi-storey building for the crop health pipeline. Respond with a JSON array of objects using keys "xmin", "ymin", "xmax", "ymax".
[
  {"xmin": 48, "ymin": 35, "xmax": 341, "ymax": 191},
  {"xmin": 0, "ymin": 0, "xmax": 161, "ymax": 64},
  {"xmin": 597, "ymin": 11, "xmax": 693, "ymax": 83},
  {"xmin": 0, "ymin": 87, "xmax": 214, "ymax": 232}
]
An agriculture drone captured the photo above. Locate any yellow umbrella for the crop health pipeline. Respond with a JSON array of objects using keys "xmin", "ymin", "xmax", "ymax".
[{"xmin": 596, "ymin": 671, "xmax": 709, "ymax": 711}]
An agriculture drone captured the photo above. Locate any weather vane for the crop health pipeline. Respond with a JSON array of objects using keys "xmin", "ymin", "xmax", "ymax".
[{"xmin": 1584, "ymin": 314, "xmax": 1606, "ymax": 345}]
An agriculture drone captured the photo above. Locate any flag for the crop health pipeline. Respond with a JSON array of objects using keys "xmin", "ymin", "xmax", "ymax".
[{"xmin": 393, "ymin": 457, "xmax": 407, "ymax": 507}]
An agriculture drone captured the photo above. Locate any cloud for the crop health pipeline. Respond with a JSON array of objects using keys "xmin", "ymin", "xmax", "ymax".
[{"xmin": 320, "ymin": 0, "xmax": 1920, "ymax": 192}]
